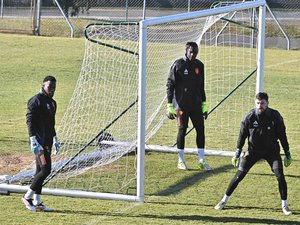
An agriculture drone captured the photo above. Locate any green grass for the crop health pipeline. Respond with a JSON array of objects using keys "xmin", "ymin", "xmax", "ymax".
[{"xmin": 0, "ymin": 33, "xmax": 300, "ymax": 224}]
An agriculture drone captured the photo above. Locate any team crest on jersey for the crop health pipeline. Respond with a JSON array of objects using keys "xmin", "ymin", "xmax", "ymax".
[
  {"xmin": 47, "ymin": 103, "xmax": 51, "ymax": 110},
  {"xmin": 184, "ymin": 69, "xmax": 188, "ymax": 75},
  {"xmin": 253, "ymin": 120, "xmax": 258, "ymax": 127},
  {"xmin": 195, "ymin": 67, "xmax": 200, "ymax": 75}
]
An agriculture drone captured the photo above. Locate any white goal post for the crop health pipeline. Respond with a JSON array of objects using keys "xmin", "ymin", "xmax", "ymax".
[{"xmin": 0, "ymin": 0, "xmax": 266, "ymax": 202}]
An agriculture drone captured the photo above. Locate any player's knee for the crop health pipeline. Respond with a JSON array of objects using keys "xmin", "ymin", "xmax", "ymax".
[
  {"xmin": 235, "ymin": 170, "xmax": 247, "ymax": 182},
  {"xmin": 177, "ymin": 127, "xmax": 186, "ymax": 138},
  {"xmin": 40, "ymin": 167, "xmax": 51, "ymax": 179},
  {"xmin": 274, "ymin": 168, "xmax": 285, "ymax": 181},
  {"xmin": 194, "ymin": 124, "xmax": 204, "ymax": 133}
]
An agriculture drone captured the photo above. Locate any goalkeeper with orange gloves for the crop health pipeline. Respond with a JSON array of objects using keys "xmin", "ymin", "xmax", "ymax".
[
  {"xmin": 215, "ymin": 92, "xmax": 293, "ymax": 216},
  {"xmin": 166, "ymin": 41, "xmax": 212, "ymax": 171}
]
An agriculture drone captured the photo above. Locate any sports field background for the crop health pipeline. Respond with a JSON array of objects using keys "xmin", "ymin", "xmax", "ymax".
[{"xmin": 0, "ymin": 33, "xmax": 299, "ymax": 224}]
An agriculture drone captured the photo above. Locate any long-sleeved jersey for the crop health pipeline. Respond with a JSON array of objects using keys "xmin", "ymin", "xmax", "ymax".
[
  {"xmin": 237, "ymin": 107, "xmax": 289, "ymax": 155},
  {"xmin": 166, "ymin": 55, "xmax": 206, "ymax": 112},
  {"xmin": 26, "ymin": 88, "xmax": 57, "ymax": 147}
]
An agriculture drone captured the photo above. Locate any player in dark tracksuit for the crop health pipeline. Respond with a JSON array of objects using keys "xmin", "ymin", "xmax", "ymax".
[
  {"xmin": 166, "ymin": 42, "xmax": 211, "ymax": 171},
  {"xmin": 22, "ymin": 76, "xmax": 59, "ymax": 212},
  {"xmin": 215, "ymin": 92, "xmax": 293, "ymax": 215}
]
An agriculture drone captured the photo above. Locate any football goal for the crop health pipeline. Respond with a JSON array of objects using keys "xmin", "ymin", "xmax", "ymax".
[{"xmin": 0, "ymin": 0, "xmax": 266, "ymax": 202}]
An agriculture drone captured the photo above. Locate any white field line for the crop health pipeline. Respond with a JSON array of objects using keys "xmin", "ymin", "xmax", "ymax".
[{"xmin": 265, "ymin": 59, "xmax": 300, "ymax": 68}]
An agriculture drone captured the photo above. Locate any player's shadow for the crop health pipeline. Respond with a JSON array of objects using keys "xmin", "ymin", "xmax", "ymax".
[
  {"xmin": 52, "ymin": 209, "xmax": 300, "ymax": 224},
  {"xmin": 151, "ymin": 164, "xmax": 233, "ymax": 196},
  {"xmin": 135, "ymin": 214, "xmax": 300, "ymax": 224}
]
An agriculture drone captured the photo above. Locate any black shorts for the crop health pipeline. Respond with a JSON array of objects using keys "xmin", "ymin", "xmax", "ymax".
[
  {"xmin": 176, "ymin": 107, "xmax": 204, "ymax": 129},
  {"xmin": 238, "ymin": 151, "xmax": 283, "ymax": 173}
]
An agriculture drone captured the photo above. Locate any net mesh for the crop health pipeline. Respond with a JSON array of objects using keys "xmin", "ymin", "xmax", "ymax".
[{"xmin": 4, "ymin": 4, "xmax": 260, "ymax": 197}]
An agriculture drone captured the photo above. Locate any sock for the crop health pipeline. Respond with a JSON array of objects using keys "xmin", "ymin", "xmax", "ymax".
[
  {"xmin": 282, "ymin": 200, "xmax": 288, "ymax": 208},
  {"xmin": 33, "ymin": 194, "xmax": 41, "ymax": 205},
  {"xmin": 24, "ymin": 188, "xmax": 35, "ymax": 200},
  {"xmin": 221, "ymin": 194, "xmax": 230, "ymax": 203},
  {"xmin": 178, "ymin": 149, "xmax": 185, "ymax": 163},
  {"xmin": 198, "ymin": 148, "xmax": 205, "ymax": 162}
]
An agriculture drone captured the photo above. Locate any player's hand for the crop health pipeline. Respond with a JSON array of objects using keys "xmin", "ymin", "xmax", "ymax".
[
  {"xmin": 232, "ymin": 148, "xmax": 242, "ymax": 167},
  {"xmin": 53, "ymin": 136, "xmax": 60, "ymax": 155},
  {"xmin": 284, "ymin": 151, "xmax": 292, "ymax": 167},
  {"xmin": 231, "ymin": 156, "xmax": 240, "ymax": 167},
  {"xmin": 30, "ymin": 136, "xmax": 43, "ymax": 154},
  {"xmin": 202, "ymin": 101, "xmax": 208, "ymax": 120},
  {"xmin": 167, "ymin": 103, "xmax": 176, "ymax": 120}
]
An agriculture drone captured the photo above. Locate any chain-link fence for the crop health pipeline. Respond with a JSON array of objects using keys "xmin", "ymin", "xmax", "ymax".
[{"xmin": 0, "ymin": 0, "xmax": 299, "ymax": 49}]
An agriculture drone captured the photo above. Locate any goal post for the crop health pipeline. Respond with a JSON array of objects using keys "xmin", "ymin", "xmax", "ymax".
[{"xmin": 0, "ymin": 0, "xmax": 266, "ymax": 202}]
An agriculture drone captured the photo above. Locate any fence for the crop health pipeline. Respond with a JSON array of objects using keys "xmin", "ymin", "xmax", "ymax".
[{"xmin": 0, "ymin": 0, "xmax": 299, "ymax": 49}]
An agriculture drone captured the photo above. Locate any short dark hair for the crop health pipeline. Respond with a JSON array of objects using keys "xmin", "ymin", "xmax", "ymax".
[
  {"xmin": 256, "ymin": 92, "xmax": 268, "ymax": 101},
  {"xmin": 185, "ymin": 42, "xmax": 198, "ymax": 51},
  {"xmin": 43, "ymin": 75, "xmax": 56, "ymax": 83}
]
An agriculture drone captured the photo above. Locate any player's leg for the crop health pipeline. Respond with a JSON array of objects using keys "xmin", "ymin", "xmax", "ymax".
[
  {"xmin": 266, "ymin": 154, "xmax": 292, "ymax": 215},
  {"xmin": 21, "ymin": 158, "xmax": 42, "ymax": 211},
  {"xmin": 33, "ymin": 148, "xmax": 52, "ymax": 212},
  {"xmin": 22, "ymin": 151, "xmax": 51, "ymax": 211},
  {"xmin": 215, "ymin": 152, "xmax": 259, "ymax": 210},
  {"xmin": 190, "ymin": 109, "xmax": 212, "ymax": 170},
  {"xmin": 176, "ymin": 109, "xmax": 189, "ymax": 170}
]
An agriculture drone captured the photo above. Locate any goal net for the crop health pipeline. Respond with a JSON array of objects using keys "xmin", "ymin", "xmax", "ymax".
[{"xmin": 0, "ymin": 0, "xmax": 266, "ymax": 201}]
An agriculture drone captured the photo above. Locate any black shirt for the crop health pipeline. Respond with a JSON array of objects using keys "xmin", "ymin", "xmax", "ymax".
[
  {"xmin": 166, "ymin": 55, "xmax": 206, "ymax": 112},
  {"xmin": 237, "ymin": 107, "xmax": 289, "ymax": 155},
  {"xmin": 26, "ymin": 88, "xmax": 57, "ymax": 147}
]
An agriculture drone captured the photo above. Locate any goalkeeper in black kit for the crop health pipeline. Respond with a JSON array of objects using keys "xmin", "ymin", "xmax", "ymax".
[
  {"xmin": 166, "ymin": 42, "xmax": 212, "ymax": 171},
  {"xmin": 21, "ymin": 76, "xmax": 60, "ymax": 212},
  {"xmin": 215, "ymin": 92, "xmax": 293, "ymax": 215}
]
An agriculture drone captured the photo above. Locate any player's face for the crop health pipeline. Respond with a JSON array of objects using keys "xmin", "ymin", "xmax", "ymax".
[
  {"xmin": 255, "ymin": 98, "xmax": 268, "ymax": 114},
  {"xmin": 186, "ymin": 46, "xmax": 198, "ymax": 61},
  {"xmin": 43, "ymin": 80, "xmax": 56, "ymax": 98}
]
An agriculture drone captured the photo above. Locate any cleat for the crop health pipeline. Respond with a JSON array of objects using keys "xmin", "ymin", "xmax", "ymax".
[
  {"xmin": 177, "ymin": 162, "xmax": 188, "ymax": 170},
  {"xmin": 198, "ymin": 161, "xmax": 213, "ymax": 171},
  {"xmin": 215, "ymin": 201, "xmax": 226, "ymax": 210},
  {"xmin": 21, "ymin": 197, "xmax": 36, "ymax": 212},
  {"xmin": 35, "ymin": 202, "xmax": 53, "ymax": 212},
  {"xmin": 35, "ymin": 203, "xmax": 53, "ymax": 212},
  {"xmin": 282, "ymin": 206, "xmax": 292, "ymax": 215}
]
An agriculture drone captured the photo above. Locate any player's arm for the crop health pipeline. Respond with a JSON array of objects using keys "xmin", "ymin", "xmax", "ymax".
[
  {"xmin": 26, "ymin": 97, "xmax": 39, "ymax": 138},
  {"xmin": 166, "ymin": 62, "xmax": 177, "ymax": 119},
  {"xmin": 232, "ymin": 119, "xmax": 248, "ymax": 167},
  {"xmin": 166, "ymin": 62, "xmax": 176, "ymax": 104},
  {"xmin": 26, "ymin": 97, "xmax": 43, "ymax": 154},
  {"xmin": 275, "ymin": 112, "xmax": 292, "ymax": 167},
  {"xmin": 200, "ymin": 63, "xmax": 208, "ymax": 119}
]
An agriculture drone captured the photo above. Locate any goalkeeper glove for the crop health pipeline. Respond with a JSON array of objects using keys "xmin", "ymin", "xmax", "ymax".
[
  {"xmin": 202, "ymin": 101, "xmax": 208, "ymax": 120},
  {"xmin": 53, "ymin": 136, "xmax": 60, "ymax": 155},
  {"xmin": 284, "ymin": 150, "xmax": 292, "ymax": 167},
  {"xmin": 167, "ymin": 103, "xmax": 176, "ymax": 120},
  {"xmin": 231, "ymin": 148, "xmax": 242, "ymax": 167},
  {"xmin": 29, "ymin": 136, "xmax": 43, "ymax": 154}
]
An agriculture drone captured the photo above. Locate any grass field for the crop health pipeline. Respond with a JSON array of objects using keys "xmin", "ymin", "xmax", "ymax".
[{"xmin": 0, "ymin": 33, "xmax": 300, "ymax": 225}]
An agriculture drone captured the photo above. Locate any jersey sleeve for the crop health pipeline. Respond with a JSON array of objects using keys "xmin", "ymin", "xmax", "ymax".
[
  {"xmin": 26, "ymin": 96, "xmax": 40, "ymax": 137},
  {"xmin": 275, "ymin": 111, "xmax": 289, "ymax": 153},
  {"xmin": 236, "ymin": 115, "xmax": 249, "ymax": 149},
  {"xmin": 200, "ymin": 63, "xmax": 206, "ymax": 102},
  {"xmin": 166, "ymin": 62, "xmax": 177, "ymax": 104}
]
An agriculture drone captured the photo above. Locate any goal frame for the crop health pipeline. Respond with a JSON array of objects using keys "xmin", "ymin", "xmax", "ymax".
[
  {"xmin": 0, "ymin": 0, "xmax": 266, "ymax": 202},
  {"xmin": 137, "ymin": 0, "xmax": 266, "ymax": 202}
]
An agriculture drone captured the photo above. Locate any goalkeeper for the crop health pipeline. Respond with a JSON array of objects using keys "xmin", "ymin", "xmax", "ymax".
[
  {"xmin": 22, "ymin": 76, "xmax": 60, "ymax": 212},
  {"xmin": 166, "ymin": 42, "xmax": 212, "ymax": 171},
  {"xmin": 215, "ymin": 92, "xmax": 293, "ymax": 216}
]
